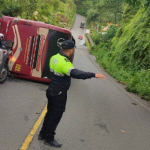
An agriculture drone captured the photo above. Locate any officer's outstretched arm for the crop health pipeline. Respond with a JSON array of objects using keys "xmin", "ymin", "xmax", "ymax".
[
  {"xmin": 70, "ymin": 69, "xmax": 106, "ymax": 80},
  {"xmin": 70, "ymin": 69, "xmax": 95, "ymax": 79},
  {"xmin": 62, "ymin": 60, "xmax": 106, "ymax": 79}
]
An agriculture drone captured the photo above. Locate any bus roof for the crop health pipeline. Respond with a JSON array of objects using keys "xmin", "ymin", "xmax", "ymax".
[{"xmin": 1, "ymin": 15, "xmax": 71, "ymax": 35}]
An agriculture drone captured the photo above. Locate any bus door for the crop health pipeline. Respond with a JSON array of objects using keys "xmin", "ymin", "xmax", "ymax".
[{"xmin": 7, "ymin": 22, "xmax": 37, "ymax": 76}]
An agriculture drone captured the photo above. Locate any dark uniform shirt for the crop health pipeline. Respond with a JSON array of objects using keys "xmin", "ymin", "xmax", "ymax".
[{"xmin": 48, "ymin": 52, "xmax": 95, "ymax": 96}]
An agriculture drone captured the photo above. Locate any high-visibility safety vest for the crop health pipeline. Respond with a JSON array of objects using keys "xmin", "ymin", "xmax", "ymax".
[{"xmin": 50, "ymin": 53, "xmax": 74, "ymax": 77}]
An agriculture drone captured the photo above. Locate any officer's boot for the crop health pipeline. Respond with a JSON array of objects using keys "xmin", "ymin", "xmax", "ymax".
[{"xmin": 45, "ymin": 139, "xmax": 62, "ymax": 148}]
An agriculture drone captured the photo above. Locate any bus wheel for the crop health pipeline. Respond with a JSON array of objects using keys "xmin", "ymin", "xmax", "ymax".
[{"xmin": 0, "ymin": 64, "xmax": 8, "ymax": 84}]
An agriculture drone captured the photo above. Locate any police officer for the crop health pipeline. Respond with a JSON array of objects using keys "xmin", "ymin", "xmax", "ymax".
[
  {"xmin": 38, "ymin": 39, "xmax": 106, "ymax": 148},
  {"xmin": 0, "ymin": 33, "xmax": 4, "ymax": 48}
]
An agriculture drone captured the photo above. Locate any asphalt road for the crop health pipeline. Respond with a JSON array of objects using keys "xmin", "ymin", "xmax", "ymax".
[{"xmin": 0, "ymin": 14, "xmax": 150, "ymax": 150}]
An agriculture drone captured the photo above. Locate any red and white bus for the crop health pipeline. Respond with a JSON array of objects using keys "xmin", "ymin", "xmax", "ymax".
[{"xmin": 0, "ymin": 16, "xmax": 73, "ymax": 83}]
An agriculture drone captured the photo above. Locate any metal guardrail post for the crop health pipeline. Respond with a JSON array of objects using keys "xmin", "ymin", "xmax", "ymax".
[{"xmin": 86, "ymin": 33, "xmax": 95, "ymax": 47}]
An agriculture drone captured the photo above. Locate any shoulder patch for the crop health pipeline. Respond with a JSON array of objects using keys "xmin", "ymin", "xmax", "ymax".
[{"xmin": 64, "ymin": 58, "xmax": 70, "ymax": 62}]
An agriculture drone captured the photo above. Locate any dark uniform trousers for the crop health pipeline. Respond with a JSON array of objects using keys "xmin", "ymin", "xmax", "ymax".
[{"xmin": 40, "ymin": 89, "xmax": 67, "ymax": 141}]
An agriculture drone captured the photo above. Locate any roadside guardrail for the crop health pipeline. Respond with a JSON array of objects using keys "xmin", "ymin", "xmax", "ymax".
[{"xmin": 85, "ymin": 33, "xmax": 95, "ymax": 47}]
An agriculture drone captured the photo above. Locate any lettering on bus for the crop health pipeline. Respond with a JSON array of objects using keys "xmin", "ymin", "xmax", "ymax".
[
  {"xmin": 26, "ymin": 36, "xmax": 32, "ymax": 65},
  {"xmin": 36, "ymin": 35, "xmax": 46, "ymax": 71},
  {"xmin": 15, "ymin": 64, "xmax": 21, "ymax": 72},
  {"xmin": 24, "ymin": 36, "xmax": 32, "ymax": 65}
]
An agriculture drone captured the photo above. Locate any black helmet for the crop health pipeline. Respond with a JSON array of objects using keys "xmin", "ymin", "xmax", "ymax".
[{"xmin": 61, "ymin": 39, "xmax": 76, "ymax": 50}]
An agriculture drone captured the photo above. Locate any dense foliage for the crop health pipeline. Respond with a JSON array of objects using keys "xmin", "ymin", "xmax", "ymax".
[
  {"xmin": 0, "ymin": 0, "xmax": 76, "ymax": 28},
  {"xmin": 83, "ymin": 0, "xmax": 150, "ymax": 100},
  {"xmin": 75, "ymin": 0, "xmax": 123, "ymax": 24}
]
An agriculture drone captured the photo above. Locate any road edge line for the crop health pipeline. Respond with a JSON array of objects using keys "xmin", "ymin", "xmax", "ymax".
[{"xmin": 20, "ymin": 105, "xmax": 47, "ymax": 150}]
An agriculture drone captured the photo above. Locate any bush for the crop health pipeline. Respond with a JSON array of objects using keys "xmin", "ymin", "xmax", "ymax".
[
  {"xmin": 53, "ymin": 0, "xmax": 60, "ymax": 9},
  {"xmin": 2, "ymin": 3, "xmax": 22, "ymax": 16},
  {"xmin": 91, "ymin": 32, "xmax": 102, "ymax": 45},
  {"xmin": 104, "ymin": 25, "xmax": 118, "ymax": 42}
]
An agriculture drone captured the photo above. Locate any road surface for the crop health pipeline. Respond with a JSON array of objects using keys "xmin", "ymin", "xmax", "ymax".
[{"xmin": 0, "ymin": 14, "xmax": 150, "ymax": 150}]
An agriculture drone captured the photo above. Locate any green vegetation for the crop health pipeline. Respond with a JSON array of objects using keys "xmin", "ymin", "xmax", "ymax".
[
  {"xmin": 76, "ymin": 0, "xmax": 150, "ymax": 100},
  {"xmin": 0, "ymin": 0, "xmax": 76, "ymax": 28},
  {"xmin": 75, "ymin": 0, "xmax": 123, "ymax": 24}
]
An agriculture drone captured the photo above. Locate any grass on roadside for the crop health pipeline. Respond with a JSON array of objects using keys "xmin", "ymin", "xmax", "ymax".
[{"xmin": 91, "ymin": 46, "xmax": 150, "ymax": 100}]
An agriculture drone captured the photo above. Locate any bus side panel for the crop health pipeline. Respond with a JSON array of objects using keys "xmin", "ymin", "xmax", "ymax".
[
  {"xmin": 41, "ymin": 29, "xmax": 71, "ymax": 78},
  {"xmin": 31, "ymin": 27, "xmax": 49, "ymax": 78}
]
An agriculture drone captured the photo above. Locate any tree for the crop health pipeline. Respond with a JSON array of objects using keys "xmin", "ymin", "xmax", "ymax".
[
  {"xmin": 75, "ymin": 0, "xmax": 123, "ymax": 23},
  {"xmin": 123, "ymin": 0, "xmax": 150, "ymax": 7},
  {"xmin": 74, "ymin": 0, "xmax": 94, "ymax": 15}
]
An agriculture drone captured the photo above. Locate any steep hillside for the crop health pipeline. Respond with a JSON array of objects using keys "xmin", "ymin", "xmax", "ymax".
[
  {"xmin": 91, "ymin": 4, "xmax": 150, "ymax": 100},
  {"xmin": 0, "ymin": 0, "xmax": 76, "ymax": 28}
]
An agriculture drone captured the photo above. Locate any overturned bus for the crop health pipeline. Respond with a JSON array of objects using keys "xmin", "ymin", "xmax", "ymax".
[{"xmin": 0, "ymin": 16, "xmax": 74, "ymax": 83}]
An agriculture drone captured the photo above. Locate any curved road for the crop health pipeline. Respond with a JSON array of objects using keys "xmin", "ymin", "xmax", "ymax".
[{"xmin": 0, "ymin": 15, "xmax": 150, "ymax": 150}]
